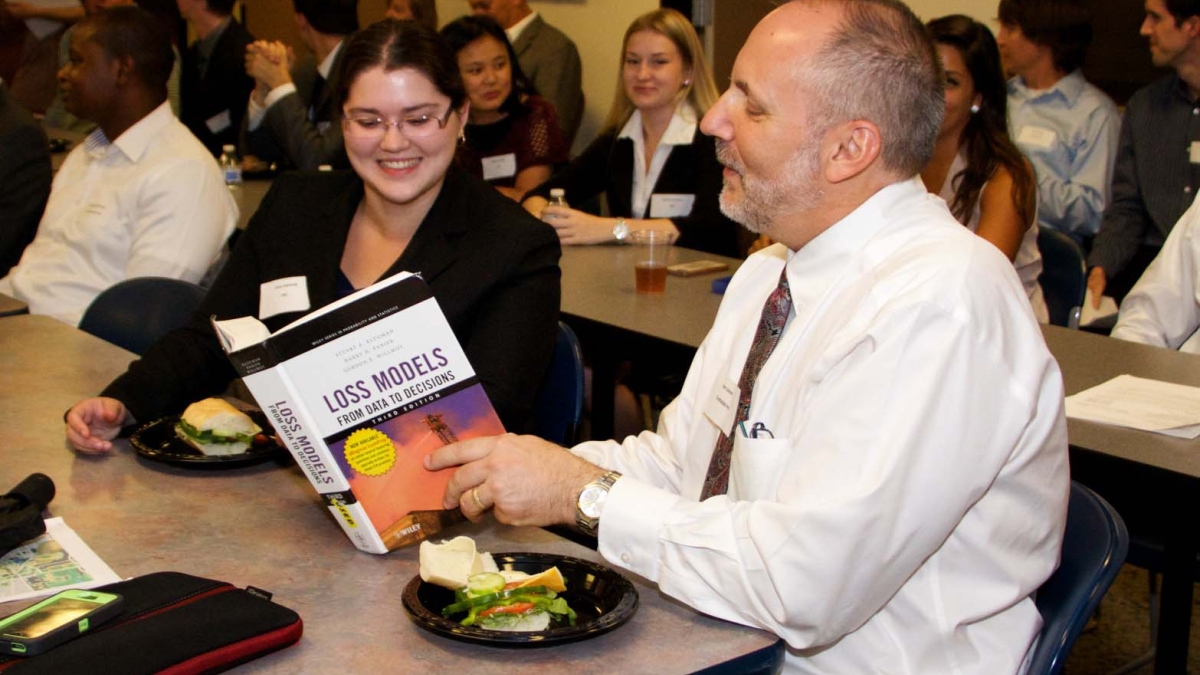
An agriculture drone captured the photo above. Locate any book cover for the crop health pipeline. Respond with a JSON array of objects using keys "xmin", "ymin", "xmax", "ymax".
[{"xmin": 213, "ymin": 272, "xmax": 502, "ymax": 554}]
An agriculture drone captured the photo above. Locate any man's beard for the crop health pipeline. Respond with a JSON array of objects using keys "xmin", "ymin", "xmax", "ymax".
[{"xmin": 715, "ymin": 138, "xmax": 822, "ymax": 234}]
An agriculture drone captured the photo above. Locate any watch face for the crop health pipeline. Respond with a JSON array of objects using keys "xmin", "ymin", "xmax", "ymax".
[
  {"xmin": 613, "ymin": 221, "xmax": 630, "ymax": 241},
  {"xmin": 578, "ymin": 485, "xmax": 608, "ymax": 519}
]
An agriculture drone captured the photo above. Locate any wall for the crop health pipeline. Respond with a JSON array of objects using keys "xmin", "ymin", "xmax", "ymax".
[{"xmin": 436, "ymin": 0, "xmax": 658, "ymax": 154}]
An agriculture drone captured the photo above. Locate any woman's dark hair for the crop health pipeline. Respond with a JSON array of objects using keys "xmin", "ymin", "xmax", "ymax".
[
  {"xmin": 334, "ymin": 18, "xmax": 467, "ymax": 112},
  {"xmin": 439, "ymin": 15, "xmax": 534, "ymax": 117},
  {"xmin": 928, "ymin": 15, "xmax": 1036, "ymax": 228}
]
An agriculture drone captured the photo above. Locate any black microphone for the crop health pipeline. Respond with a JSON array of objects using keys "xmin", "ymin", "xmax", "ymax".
[{"xmin": 0, "ymin": 473, "xmax": 56, "ymax": 557}]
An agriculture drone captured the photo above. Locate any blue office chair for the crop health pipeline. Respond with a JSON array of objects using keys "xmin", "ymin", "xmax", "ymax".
[
  {"xmin": 1037, "ymin": 228, "xmax": 1087, "ymax": 329},
  {"xmin": 1026, "ymin": 481, "xmax": 1129, "ymax": 675},
  {"xmin": 78, "ymin": 277, "xmax": 207, "ymax": 356},
  {"xmin": 533, "ymin": 321, "xmax": 585, "ymax": 446}
]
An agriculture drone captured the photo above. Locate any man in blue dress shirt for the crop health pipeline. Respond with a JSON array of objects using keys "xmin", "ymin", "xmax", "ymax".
[{"xmin": 998, "ymin": 0, "xmax": 1120, "ymax": 249}]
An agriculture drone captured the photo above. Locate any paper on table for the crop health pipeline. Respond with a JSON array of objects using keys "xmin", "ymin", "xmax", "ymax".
[
  {"xmin": 1065, "ymin": 374, "xmax": 1200, "ymax": 438},
  {"xmin": 1080, "ymin": 289, "xmax": 1119, "ymax": 327},
  {"xmin": 0, "ymin": 517, "xmax": 121, "ymax": 604}
]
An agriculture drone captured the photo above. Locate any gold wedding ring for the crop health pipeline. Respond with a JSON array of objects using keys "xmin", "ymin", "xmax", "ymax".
[{"xmin": 470, "ymin": 487, "xmax": 486, "ymax": 510}]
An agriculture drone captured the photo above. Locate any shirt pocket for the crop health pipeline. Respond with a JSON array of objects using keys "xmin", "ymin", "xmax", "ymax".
[{"xmin": 729, "ymin": 433, "xmax": 792, "ymax": 500}]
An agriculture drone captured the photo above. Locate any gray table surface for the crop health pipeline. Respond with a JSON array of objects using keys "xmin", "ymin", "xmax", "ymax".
[
  {"xmin": 560, "ymin": 245, "xmax": 741, "ymax": 349},
  {"xmin": 1042, "ymin": 324, "xmax": 1200, "ymax": 479},
  {"xmin": 0, "ymin": 314, "xmax": 775, "ymax": 674},
  {"xmin": 0, "ymin": 292, "xmax": 27, "ymax": 317}
]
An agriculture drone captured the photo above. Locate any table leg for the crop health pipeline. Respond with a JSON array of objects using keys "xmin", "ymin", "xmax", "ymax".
[{"xmin": 1154, "ymin": 481, "xmax": 1199, "ymax": 675}]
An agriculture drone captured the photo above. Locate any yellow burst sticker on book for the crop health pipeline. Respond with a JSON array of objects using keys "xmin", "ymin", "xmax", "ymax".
[{"xmin": 344, "ymin": 429, "xmax": 397, "ymax": 477}]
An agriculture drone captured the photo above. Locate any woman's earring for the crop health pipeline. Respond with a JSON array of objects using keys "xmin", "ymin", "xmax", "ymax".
[
  {"xmin": 970, "ymin": 103, "xmax": 980, "ymax": 114},
  {"xmin": 458, "ymin": 129, "xmax": 466, "ymax": 144},
  {"xmin": 684, "ymin": 78, "xmax": 691, "ymax": 87}
]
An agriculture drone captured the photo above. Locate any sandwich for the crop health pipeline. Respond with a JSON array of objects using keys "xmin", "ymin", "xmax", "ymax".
[
  {"xmin": 174, "ymin": 398, "xmax": 262, "ymax": 456},
  {"xmin": 421, "ymin": 536, "xmax": 576, "ymax": 631}
]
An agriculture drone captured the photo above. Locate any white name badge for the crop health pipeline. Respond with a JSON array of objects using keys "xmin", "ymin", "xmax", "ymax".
[
  {"xmin": 1190, "ymin": 141, "xmax": 1200, "ymax": 164},
  {"xmin": 703, "ymin": 375, "xmax": 740, "ymax": 436},
  {"xmin": 205, "ymin": 109, "xmax": 232, "ymax": 134},
  {"xmin": 259, "ymin": 276, "xmax": 310, "ymax": 320},
  {"xmin": 650, "ymin": 193, "xmax": 696, "ymax": 218},
  {"xmin": 1016, "ymin": 125, "xmax": 1056, "ymax": 149},
  {"xmin": 481, "ymin": 153, "xmax": 518, "ymax": 181}
]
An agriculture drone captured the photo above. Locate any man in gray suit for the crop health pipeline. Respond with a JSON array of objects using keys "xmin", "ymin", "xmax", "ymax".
[
  {"xmin": 243, "ymin": 0, "xmax": 357, "ymax": 170},
  {"xmin": 469, "ymin": 0, "xmax": 583, "ymax": 146}
]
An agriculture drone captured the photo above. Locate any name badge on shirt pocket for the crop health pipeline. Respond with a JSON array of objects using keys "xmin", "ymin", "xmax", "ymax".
[
  {"xmin": 703, "ymin": 375, "xmax": 740, "ymax": 436},
  {"xmin": 650, "ymin": 193, "xmax": 696, "ymax": 218},
  {"xmin": 481, "ymin": 153, "xmax": 518, "ymax": 181},
  {"xmin": 260, "ymin": 276, "xmax": 310, "ymax": 320},
  {"xmin": 1190, "ymin": 141, "xmax": 1200, "ymax": 164},
  {"xmin": 1016, "ymin": 125, "xmax": 1056, "ymax": 150},
  {"xmin": 205, "ymin": 110, "xmax": 232, "ymax": 134}
]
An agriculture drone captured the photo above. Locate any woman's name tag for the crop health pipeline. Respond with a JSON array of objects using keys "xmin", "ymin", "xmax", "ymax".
[
  {"xmin": 650, "ymin": 193, "xmax": 696, "ymax": 218},
  {"xmin": 482, "ymin": 153, "xmax": 518, "ymax": 181},
  {"xmin": 259, "ymin": 276, "xmax": 310, "ymax": 320}
]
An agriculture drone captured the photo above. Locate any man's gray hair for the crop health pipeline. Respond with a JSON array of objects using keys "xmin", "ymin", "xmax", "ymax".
[{"xmin": 799, "ymin": 0, "xmax": 944, "ymax": 176}]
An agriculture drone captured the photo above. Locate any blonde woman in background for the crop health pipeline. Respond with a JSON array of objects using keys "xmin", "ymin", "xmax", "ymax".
[{"xmin": 523, "ymin": 8, "xmax": 743, "ymax": 257}]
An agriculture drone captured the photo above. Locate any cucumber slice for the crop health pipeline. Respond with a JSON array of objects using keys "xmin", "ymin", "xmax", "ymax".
[{"xmin": 467, "ymin": 572, "xmax": 505, "ymax": 595}]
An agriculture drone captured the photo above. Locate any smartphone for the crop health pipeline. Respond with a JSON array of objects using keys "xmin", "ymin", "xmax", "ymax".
[
  {"xmin": 667, "ymin": 260, "xmax": 730, "ymax": 277},
  {"xmin": 0, "ymin": 589, "xmax": 124, "ymax": 656}
]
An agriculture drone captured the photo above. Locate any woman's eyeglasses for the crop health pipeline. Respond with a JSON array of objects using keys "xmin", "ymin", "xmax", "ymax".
[{"xmin": 341, "ymin": 104, "xmax": 456, "ymax": 141}]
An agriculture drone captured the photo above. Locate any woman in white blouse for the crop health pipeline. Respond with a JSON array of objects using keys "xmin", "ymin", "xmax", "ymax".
[
  {"xmin": 921, "ymin": 14, "xmax": 1048, "ymax": 322},
  {"xmin": 521, "ymin": 8, "xmax": 743, "ymax": 258}
]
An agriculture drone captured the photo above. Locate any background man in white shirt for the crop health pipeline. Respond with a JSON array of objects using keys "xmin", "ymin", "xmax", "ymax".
[
  {"xmin": 0, "ymin": 6, "xmax": 235, "ymax": 327},
  {"xmin": 1111, "ymin": 197, "xmax": 1200, "ymax": 353},
  {"xmin": 467, "ymin": 0, "xmax": 583, "ymax": 145},
  {"xmin": 427, "ymin": 1, "xmax": 1069, "ymax": 673}
]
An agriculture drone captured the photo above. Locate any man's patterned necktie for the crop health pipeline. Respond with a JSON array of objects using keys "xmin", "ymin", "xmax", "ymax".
[{"xmin": 699, "ymin": 267, "xmax": 792, "ymax": 500}]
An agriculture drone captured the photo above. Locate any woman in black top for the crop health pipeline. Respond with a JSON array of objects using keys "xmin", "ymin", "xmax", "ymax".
[
  {"xmin": 65, "ymin": 19, "xmax": 560, "ymax": 453},
  {"xmin": 522, "ymin": 8, "xmax": 743, "ymax": 258}
]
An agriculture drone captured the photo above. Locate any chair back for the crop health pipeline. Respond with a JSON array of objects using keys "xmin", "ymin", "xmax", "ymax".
[
  {"xmin": 1037, "ymin": 228, "xmax": 1087, "ymax": 328},
  {"xmin": 78, "ymin": 277, "xmax": 207, "ymax": 356},
  {"xmin": 1026, "ymin": 481, "xmax": 1129, "ymax": 675},
  {"xmin": 533, "ymin": 322, "xmax": 584, "ymax": 445}
]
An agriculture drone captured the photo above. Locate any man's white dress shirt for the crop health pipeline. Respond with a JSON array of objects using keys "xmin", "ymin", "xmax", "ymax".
[
  {"xmin": 0, "ymin": 103, "xmax": 236, "ymax": 326},
  {"xmin": 1113, "ymin": 197, "xmax": 1200, "ymax": 353},
  {"xmin": 571, "ymin": 177, "xmax": 1069, "ymax": 675}
]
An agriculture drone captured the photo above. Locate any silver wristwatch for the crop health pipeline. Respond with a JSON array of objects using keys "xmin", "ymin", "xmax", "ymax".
[
  {"xmin": 612, "ymin": 218, "xmax": 630, "ymax": 242},
  {"xmin": 575, "ymin": 471, "xmax": 622, "ymax": 536}
]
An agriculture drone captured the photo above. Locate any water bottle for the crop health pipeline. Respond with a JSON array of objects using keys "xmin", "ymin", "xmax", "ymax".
[
  {"xmin": 543, "ymin": 188, "xmax": 568, "ymax": 222},
  {"xmin": 219, "ymin": 144, "xmax": 243, "ymax": 189}
]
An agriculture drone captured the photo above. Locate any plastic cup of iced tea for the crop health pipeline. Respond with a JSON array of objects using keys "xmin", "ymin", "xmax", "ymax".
[{"xmin": 630, "ymin": 229, "xmax": 672, "ymax": 293}]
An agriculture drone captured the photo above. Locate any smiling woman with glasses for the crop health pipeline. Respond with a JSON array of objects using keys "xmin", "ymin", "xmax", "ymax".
[{"xmin": 64, "ymin": 20, "xmax": 563, "ymax": 453}]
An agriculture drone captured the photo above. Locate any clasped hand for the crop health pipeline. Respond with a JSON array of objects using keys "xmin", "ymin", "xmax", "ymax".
[{"xmin": 245, "ymin": 40, "xmax": 293, "ymax": 93}]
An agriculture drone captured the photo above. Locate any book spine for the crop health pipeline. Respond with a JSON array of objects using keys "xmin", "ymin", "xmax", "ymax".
[{"xmin": 241, "ymin": 369, "xmax": 388, "ymax": 555}]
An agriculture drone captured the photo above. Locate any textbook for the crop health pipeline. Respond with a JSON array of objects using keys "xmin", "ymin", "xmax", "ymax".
[{"xmin": 212, "ymin": 272, "xmax": 505, "ymax": 554}]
